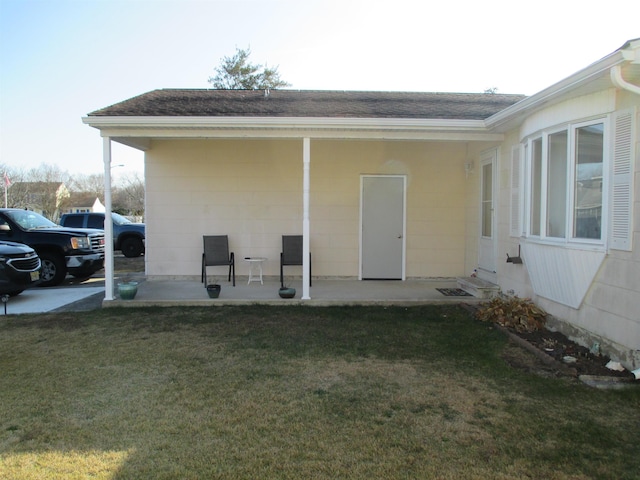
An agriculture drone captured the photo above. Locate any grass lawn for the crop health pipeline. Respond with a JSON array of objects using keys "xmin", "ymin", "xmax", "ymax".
[{"xmin": 1, "ymin": 305, "xmax": 639, "ymax": 479}]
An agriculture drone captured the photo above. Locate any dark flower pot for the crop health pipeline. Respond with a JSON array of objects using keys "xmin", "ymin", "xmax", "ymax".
[
  {"xmin": 206, "ymin": 284, "xmax": 221, "ymax": 298},
  {"xmin": 278, "ymin": 287, "xmax": 296, "ymax": 299}
]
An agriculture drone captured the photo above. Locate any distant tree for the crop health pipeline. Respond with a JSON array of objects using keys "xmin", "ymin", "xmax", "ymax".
[
  {"xmin": 208, "ymin": 47, "xmax": 290, "ymax": 90},
  {"xmin": 1, "ymin": 163, "xmax": 146, "ymax": 219},
  {"xmin": 113, "ymin": 173, "xmax": 145, "ymax": 218},
  {"xmin": 68, "ymin": 173, "xmax": 105, "ymax": 200},
  {"xmin": 483, "ymin": 87, "xmax": 499, "ymax": 94},
  {"xmin": 6, "ymin": 164, "xmax": 71, "ymax": 220}
]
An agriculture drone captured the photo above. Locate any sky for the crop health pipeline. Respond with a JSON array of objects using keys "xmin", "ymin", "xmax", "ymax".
[{"xmin": 1, "ymin": 0, "xmax": 639, "ymax": 179}]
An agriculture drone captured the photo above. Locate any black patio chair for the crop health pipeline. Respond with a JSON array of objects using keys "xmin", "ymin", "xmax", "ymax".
[
  {"xmin": 201, "ymin": 235, "xmax": 235, "ymax": 286},
  {"xmin": 280, "ymin": 235, "xmax": 311, "ymax": 288}
]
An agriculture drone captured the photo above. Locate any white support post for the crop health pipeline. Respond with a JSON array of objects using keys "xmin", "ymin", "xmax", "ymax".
[
  {"xmin": 103, "ymin": 137, "xmax": 115, "ymax": 301},
  {"xmin": 302, "ymin": 137, "xmax": 311, "ymax": 300}
]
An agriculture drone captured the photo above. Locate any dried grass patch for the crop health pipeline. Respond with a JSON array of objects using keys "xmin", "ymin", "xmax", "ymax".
[{"xmin": 1, "ymin": 306, "xmax": 638, "ymax": 479}]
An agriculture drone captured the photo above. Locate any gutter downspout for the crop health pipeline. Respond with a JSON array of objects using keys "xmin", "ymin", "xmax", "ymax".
[
  {"xmin": 610, "ymin": 65, "xmax": 640, "ymax": 95},
  {"xmin": 611, "ymin": 44, "xmax": 640, "ymax": 95}
]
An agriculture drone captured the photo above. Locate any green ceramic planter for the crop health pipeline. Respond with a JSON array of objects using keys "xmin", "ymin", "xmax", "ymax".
[{"xmin": 118, "ymin": 282, "xmax": 139, "ymax": 300}]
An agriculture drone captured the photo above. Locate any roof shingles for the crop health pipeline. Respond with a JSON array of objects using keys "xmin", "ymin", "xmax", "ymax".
[{"xmin": 89, "ymin": 89, "xmax": 527, "ymax": 121}]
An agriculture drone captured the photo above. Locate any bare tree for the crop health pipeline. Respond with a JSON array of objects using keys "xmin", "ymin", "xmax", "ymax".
[
  {"xmin": 1, "ymin": 164, "xmax": 146, "ymax": 220},
  {"xmin": 68, "ymin": 173, "xmax": 105, "ymax": 201},
  {"xmin": 5, "ymin": 164, "xmax": 71, "ymax": 221},
  {"xmin": 113, "ymin": 173, "xmax": 145, "ymax": 218}
]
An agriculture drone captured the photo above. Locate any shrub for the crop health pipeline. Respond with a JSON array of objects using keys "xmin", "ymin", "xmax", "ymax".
[{"xmin": 475, "ymin": 295, "xmax": 547, "ymax": 333}]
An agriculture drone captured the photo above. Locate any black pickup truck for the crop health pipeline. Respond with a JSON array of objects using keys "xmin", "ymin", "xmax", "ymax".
[
  {"xmin": 0, "ymin": 208, "xmax": 105, "ymax": 287},
  {"xmin": 60, "ymin": 212, "xmax": 145, "ymax": 257}
]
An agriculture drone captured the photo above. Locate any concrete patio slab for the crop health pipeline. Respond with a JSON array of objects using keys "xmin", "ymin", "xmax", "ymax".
[{"xmin": 105, "ymin": 277, "xmax": 485, "ymax": 308}]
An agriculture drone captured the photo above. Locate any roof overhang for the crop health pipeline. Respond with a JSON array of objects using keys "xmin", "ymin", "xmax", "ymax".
[{"xmin": 82, "ymin": 116, "xmax": 505, "ymax": 150}]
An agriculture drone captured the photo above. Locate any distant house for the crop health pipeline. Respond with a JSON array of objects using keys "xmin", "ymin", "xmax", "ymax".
[
  {"xmin": 64, "ymin": 193, "xmax": 105, "ymax": 214},
  {"xmin": 84, "ymin": 39, "xmax": 640, "ymax": 370},
  {"xmin": 9, "ymin": 181, "xmax": 70, "ymax": 221}
]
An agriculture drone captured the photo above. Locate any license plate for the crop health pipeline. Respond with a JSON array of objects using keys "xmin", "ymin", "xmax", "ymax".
[{"xmin": 30, "ymin": 271, "xmax": 40, "ymax": 281}]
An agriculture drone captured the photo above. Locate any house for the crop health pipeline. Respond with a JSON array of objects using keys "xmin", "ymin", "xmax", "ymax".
[
  {"xmin": 64, "ymin": 193, "xmax": 106, "ymax": 214},
  {"xmin": 84, "ymin": 39, "xmax": 640, "ymax": 369}
]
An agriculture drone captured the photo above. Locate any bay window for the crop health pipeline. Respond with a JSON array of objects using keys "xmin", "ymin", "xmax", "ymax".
[{"xmin": 526, "ymin": 119, "xmax": 606, "ymax": 243}]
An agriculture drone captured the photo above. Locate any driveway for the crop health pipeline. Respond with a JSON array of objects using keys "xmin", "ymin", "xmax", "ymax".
[
  {"xmin": 0, "ymin": 255, "xmax": 144, "ymax": 315},
  {"xmin": 0, "ymin": 276, "xmax": 105, "ymax": 315}
]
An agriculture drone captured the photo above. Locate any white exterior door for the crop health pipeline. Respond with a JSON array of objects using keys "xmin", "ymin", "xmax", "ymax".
[
  {"xmin": 478, "ymin": 149, "xmax": 497, "ymax": 281},
  {"xmin": 360, "ymin": 175, "xmax": 406, "ymax": 280}
]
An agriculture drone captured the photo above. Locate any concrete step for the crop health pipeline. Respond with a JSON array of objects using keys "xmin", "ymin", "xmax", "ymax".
[{"xmin": 457, "ymin": 277, "xmax": 500, "ymax": 299}]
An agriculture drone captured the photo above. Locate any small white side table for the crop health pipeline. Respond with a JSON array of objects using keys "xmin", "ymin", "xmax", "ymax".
[{"xmin": 244, "ymin": 257, "xmax": 267, "ymax": 284}]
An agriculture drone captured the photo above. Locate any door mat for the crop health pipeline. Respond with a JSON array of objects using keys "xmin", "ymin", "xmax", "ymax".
[{"xmin": 436, "ymin": 288, "xmax": 473, "ymax": 297}]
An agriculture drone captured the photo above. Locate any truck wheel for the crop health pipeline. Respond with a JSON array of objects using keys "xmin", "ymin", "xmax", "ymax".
[
  {"xmin": 121, "ymin": 237, "xmax": 144, "ymax": 258},
  {"xmin": 38, "ymin": 252, "xmax": 67, "ymax": 287}
]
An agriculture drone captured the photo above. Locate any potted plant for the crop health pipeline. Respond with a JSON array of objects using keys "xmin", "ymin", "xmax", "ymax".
[
  {"xmin": 278, "ymin": 281, "xmax": 296, "ymax": 299},
  {"xmin": 117, "ymin": 279, "xmax": 139, "ymax": 300},
  {"xmin": 206, "ymin": 281, "xmax": 221, "ymax": 298}
]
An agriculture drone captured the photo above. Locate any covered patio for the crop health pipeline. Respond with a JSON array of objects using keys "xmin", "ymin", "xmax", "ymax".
[
  {"xmin": 105, "ymin": 276, "xmax": 486, "ymax": 308},
  {"xmin": 85, "ymin": 90, "xmax": 526, "ymax": 304}
]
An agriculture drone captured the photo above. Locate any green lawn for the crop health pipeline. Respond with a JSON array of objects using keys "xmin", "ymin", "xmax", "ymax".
[{"xmin": 1, "ymin": 305, "xmax": 638, "ymax": 479}]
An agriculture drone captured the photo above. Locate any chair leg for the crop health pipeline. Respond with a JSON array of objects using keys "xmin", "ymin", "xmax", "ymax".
[
  {"xmin": 201, "ymin": 254, "xmax": 206, "ymax": 284},
  {"xmin": 231, "ymin": 254, "xmax": 236, "ymax": 287},
  {"xmin": 229, "ymin": 253, "xmax": 235, "ymax": 286},
  {"xmin": 280, "ymin": 253, "xmax": 284, "ymax": 288},
  {"xmin": 309, "ymin": 253, "xmax": 312, "ymax": 287}
]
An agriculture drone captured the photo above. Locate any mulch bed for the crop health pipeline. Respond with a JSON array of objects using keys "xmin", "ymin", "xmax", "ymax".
[
  {"xmin": 504, "ymin": 325, "xmax": 635, "ymax": 379},
  {"xmin": 460, "ymin": 302, "xmax": 636, "ymax": 381}
]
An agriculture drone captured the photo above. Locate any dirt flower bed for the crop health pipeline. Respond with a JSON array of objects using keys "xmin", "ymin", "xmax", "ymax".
[
  {"xmin": 511, "ymin": 327, "xmax": 634, "ymax": 378},
  {"xmin": 471, "ymin": 297, "xmax": 635, "ymax": 380}
]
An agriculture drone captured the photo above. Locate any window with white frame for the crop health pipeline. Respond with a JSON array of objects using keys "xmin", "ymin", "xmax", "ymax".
[
  {"xmin": 525, "ymin": 119, "xmax": 606, "ymax": 243},
  {"xmin": 574, "ymin": 123, "xmax": 604, "ymax": 240},
  {"xmin": 512, "ymin": 109, "xmax": 634, "ymax": 250}
]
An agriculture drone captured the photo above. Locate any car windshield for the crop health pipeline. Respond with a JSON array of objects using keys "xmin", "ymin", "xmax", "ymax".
[
  {"xmin": 111, "ymin": 212, "xmax": 132, "ymax": 225},
  {"xmin": 6, "ymin": 210, "xmax": 57, "ymax": 229}
]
